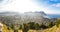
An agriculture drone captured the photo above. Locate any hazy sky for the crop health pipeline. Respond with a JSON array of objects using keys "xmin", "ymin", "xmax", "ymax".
[{"xmin": 0, "ymin": 0, "xmax": 60, "ymax": 14}]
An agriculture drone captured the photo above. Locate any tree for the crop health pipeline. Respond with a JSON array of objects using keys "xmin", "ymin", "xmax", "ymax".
[
  {"xmin": 27, "ymin": 22, "xmax": 35, "ymax": 29},
  {"xmin": 40, "ymin": 23, "xmax": 48, "ymax": 29},
  {"xmin": 22, "ymin": 23, "xmax": 29, "ymax": 32},
  {"xmin": 48, "ymin": 22, "xmax": 54, "ymax": 28},
  {"xmin": 7, "ymin": 24, "xmax": 14, "ymax": 30},
  {"xmin": 19, "ymin": 24, "xmax": 22, "ymax": 29},
  {"xmin": 34, "ymin": 23, "xmax": 40, "ymax": 30}
]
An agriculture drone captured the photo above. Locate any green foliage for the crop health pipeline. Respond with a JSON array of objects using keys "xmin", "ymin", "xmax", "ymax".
[
  {"xmin": 48, "ymin": 22, "xmax": 54, "ymax": 28},
  {"xmin": 56, "ymin": 19, "xmax": 60, "ymax": 27},
  {"xmin": 34, "ymin": 23, "xmax": 40, "ymax": 30},
  {"xmin": 22, "ymin": 23, "xmax": 29, "ymax": 32},
  {"xmin": 19, "ymin": 24, "xmax": 22, "ymax": 29},
  {"xmin": 27, "ymin": 22, "xmax": 35, "ymax": 29},
  {"xmin": 40, "ymin": 23, "xmax": 48, "ymax": 29},
  {"xmin": 0, "ymin": 15, "xmax": 56, "ymax": 32},
  {"xmin": 7, "ymin": 24, "xmax": 20, "ymax": 32}
]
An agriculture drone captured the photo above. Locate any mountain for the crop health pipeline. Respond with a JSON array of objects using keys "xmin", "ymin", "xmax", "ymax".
[
  {"xmin": 0, "ymin": 12, "xmax": 19, "ymax": 16},
  {"xmin": 0, "ymin": 11, "xmax": 56, "ymax": 26}
]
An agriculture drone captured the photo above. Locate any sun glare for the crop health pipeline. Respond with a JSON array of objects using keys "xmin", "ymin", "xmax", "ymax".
[{"xmin": 0, "ymin": 0, "xmax": 42, "ymax": 13}]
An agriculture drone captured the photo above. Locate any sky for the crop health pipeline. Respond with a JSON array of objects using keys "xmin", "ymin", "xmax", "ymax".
[{"xmin": 0, "ymin": 0, "xmax": 60, "ymax": 14}]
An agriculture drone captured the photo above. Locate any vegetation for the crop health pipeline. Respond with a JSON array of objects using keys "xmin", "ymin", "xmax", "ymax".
[
  {"xmin": 1, "ymin": 16, "xmax": 60, "ymax": 32},
  {"xmin": 48, "ymin": 21, "xmax": 54, "ymax": 28},
  {"xmin": 56, "ymin": 18, "xmax": 60, "ymax": 27},
  {"xmin": 2, "ymin": 21, "xmax": 56, "ymax": 32}
]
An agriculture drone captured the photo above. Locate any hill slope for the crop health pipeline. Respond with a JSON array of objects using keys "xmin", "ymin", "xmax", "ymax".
[
  {"xmin": 0, "ymin": 11, "xmax": 54, "ymax": 26},
  {"xmin": 39, "ymin": 25, "xmax": 60, "ymax": 32},
  {"xmin": 28, "ymin": 25, "xmax": 60, "ymax": 32}
]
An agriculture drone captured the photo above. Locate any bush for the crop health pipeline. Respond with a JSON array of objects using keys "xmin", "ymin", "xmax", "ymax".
[
  {"xmin": 48, "ymin": 22, "xmax": 54, "ymax": 28},
  {"xmin": 40, "ymin": 23, "xmax": 48, "ymax": 29},
  {"xmin": 22, "ymin": 23, "xmax": 29, "ymax": 32},
  {"xmin": 56, "ymin": 18, "xmax": 60, "ymax": 27}
]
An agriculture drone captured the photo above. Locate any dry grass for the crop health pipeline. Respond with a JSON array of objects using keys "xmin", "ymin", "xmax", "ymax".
[
  {"xmin": 2, "ymin": 24, "xmax": 60, "ymax": 32},
  {"xmin": 28, "ymin": 24, "xmax": 60, "ymax": 32},
  {"xmin": 2, "ymin": 25, "xmax": 14, "ymax": 32}
]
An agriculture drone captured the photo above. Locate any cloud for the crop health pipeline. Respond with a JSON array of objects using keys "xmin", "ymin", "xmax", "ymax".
[
  {"xmin": 51, "ymin": 3, "xmax": 60, "ymax": 8},
  {"xmin": 33, "ymin": 0, "xmax": 60, "ymax": 14},
  {"xmin": 0, "ymin": 0, "xmax": 13, "ymax": 6},
  {"xmin": 0, "ymin": 0, "xmax": 60, "ymax": 14},
  {"xmin": 0, "ymin": 0, "xmax": 44, "ymax": 13}
]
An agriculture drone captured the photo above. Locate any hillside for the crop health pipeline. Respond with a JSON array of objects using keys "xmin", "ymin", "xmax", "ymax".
[
  {"xmin": 34, "ymin": 25, "xmax": 60, "ymax": 32},
  {"xmin": 2, "ymin": 23, "xmax": 60, "ymax": 32},
  {"xmin": 0, "ymin": 11, "xmax": 55, "ymax": 26},
  {"xmin": 28, "ymin": 25, "xmax": 59, "ymax": 32},
  {"xmin": 0, "ymin": 11, "xmax": 57, "ymax": 32}
]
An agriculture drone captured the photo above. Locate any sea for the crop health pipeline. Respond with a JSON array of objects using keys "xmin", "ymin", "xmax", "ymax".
[{"xmin": 47, "ymin": 14, "xmax": 60, "ymax": 18}]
